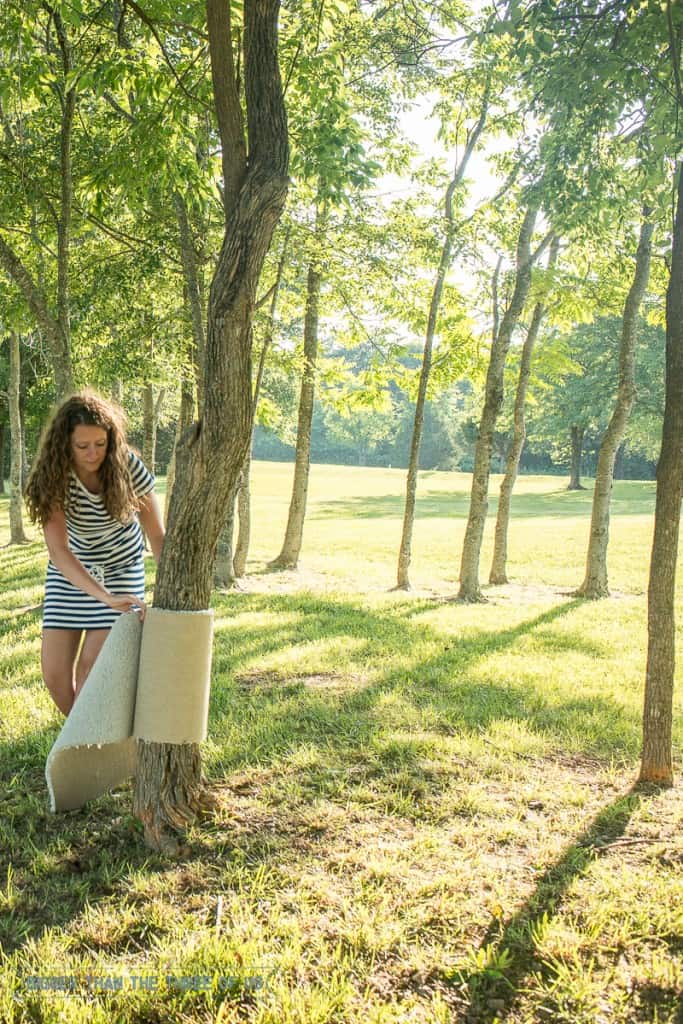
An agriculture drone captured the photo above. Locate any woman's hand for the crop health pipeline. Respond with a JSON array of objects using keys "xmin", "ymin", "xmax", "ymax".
[{"xmin": 106, "ymin": 593, "xmax": 147, "ymax": 620}]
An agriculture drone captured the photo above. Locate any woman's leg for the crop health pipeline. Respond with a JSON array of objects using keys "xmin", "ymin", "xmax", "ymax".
[
  {"xmin": 41, "ymin": 629, "xmax": 83, "ymax": 716},
  {"xmin": 74, "ymin": 628, "xmax": 111, "ymax": 701}
]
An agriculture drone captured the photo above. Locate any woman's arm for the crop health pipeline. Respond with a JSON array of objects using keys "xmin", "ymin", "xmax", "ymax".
[
  {"xmin": 44, "ymin": 508, "xmax": 145, "ymax": 615},
  {"xmin": 137, "ymin": 491, "xmax": 165, "ymax": 564}
]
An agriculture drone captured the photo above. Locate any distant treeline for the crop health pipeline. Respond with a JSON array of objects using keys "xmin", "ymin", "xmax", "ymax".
[{"xmin": 250, "ymin": 398, "xmax": 657, "ymax": 480}]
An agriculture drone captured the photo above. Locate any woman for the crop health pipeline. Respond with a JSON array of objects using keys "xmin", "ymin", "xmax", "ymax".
[{"xmin": 25, "ymin": 390, "xmax": 165, "ymax": 716}]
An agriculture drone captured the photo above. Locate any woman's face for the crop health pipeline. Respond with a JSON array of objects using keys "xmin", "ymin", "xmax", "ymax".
[{"xmin": 70, "ymin": 424, "xmax": 108, "ymax": 475}]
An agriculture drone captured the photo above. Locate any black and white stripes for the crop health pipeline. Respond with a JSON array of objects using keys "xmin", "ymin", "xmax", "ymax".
[{"xmin": 42, "ymin": 451, "xmax": 155, "ymax": 631}]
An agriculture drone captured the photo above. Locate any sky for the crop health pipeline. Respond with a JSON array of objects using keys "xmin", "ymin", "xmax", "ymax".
[
  {"xmin": 399, "ymin": 97, "xmax": 504, "ymax": 212},
  {"xmin": 375, "ymin": 96, "xmax": 509, "ymax": 330}
]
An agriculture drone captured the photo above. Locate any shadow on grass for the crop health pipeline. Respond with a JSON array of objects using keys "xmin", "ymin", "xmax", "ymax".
[
  {"xmin": 454, "ymin": 784, "xmax": 651, "ymax": 1022},
  {"xmin": 0, "ymin": 586, "xmax": 643, "ymax": 962},
  {"xmin": 208, "ymin": 593, "xmax": 638, "ymax": 771},
  {"xmin": 312, "ymin": 481, "xmax": 656, "ymax": 522},
  {"xmin": 0, "ymin": 730, "xmax": 192, "ymax": 954}
]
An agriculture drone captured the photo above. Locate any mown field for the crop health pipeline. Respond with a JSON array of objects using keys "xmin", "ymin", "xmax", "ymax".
[{"xmin": 0, "ymin": 462, "xmax": 682, "ymax": 1024}]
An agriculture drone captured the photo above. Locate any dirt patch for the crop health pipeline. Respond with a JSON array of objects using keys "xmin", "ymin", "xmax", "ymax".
[
  {"xmin": 220, "ymin": 569, "xmax": 623, "ymax": 605},
  {"xmin": 229, "ymin": 567, "xmax": 344, "ymax": 594},
  {"xmin": 235, "ymin": 669, "xmax": 366, "ymax": 691}
]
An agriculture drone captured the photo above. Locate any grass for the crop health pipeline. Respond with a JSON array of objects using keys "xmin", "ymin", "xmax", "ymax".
[{"xmin": 0, "ymin": 461, "xmax": 681, "ymax": 1023}]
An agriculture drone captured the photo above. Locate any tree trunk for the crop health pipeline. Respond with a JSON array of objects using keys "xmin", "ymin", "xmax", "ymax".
[
  {"xmin": 141, "ymin": 385, "xmax": 165, "ymax": 548},
  {"xmin": 640, "ymin": 167, "xmax": 683, "ymax": 785},
  {"xmin": 233, "ymin": 462, "xmax": 251, "ymax": 578},
  {"xmin": 142, "ymin": 384, "xmax": 165, "ymax": 474},
  {"xmin": 614, "ymin": 442, "xmax": 625, "ymax": 480},
  {"xmin": 165, "ymin": 190, "xmax": 206, "ymax": 527},
  {"xmin": 577, "ymin": 215, "xmax": 654, "ymax": 598},
  {"xmin": 0, "ymin": 11, "xmax": 75, "ymax": 398},
  {"xmin": 396, "ymin": 235, "xmax": 453, "ymax": 589},
  {"xmin": 234, "ymin": 230, "xmax": 289, "ymax": 578},
  {"xmin": 269, "ymin": 254, "xmax": 322, "ymax": 570},
  {"xmin": 132, "ymin": 0, "xmax": 288, "ymax": 852},
  {"xmin": 0, "ymin": 420, "xmax": 6, "ymax": 494},
  {"xmin": 490, "ymin": 236, "xmax": 561, "ymax": 585},
  {"xmin": 19, "ymin": 419, "xmax": 28, "ymax": 491},
  {"xmin": 396, "ymin": 99, "xmax": 490, "ymax": 590},
  {"xmin": 111, "ymin": 379, "xmax": 124, "ymax": 405},
  {"xmin": 143, "ymin": 384, "xmax": 156, "ymax": 473},
  {"xmin": 179, "ymin": 187, "xmax": 241, "ymax": 576},
  {"xmin": 175, "ymin": 192, "xmax": 206, "ymax": 416},
  {"xmin": 164, "ymin": 381, "xmax": 194, "ymax": 527},
  {"xmin": 567, "ymin": 425, "xmax": 585, "ymax": 489},
  {"xmin": 0, "ymin": 239, "xmax": 73, "ymax": 398},
  {"xmin": 8, "ymin": 333, "xmax": 29, "ymax": 544},
  {"xmin": 55, "ymin": 10, "xmax": 76, "ymax": 395},
  {"xmin": 214, "ymin": 480, "xmax": 238, "ymax": 587},
  {"xmin": 458, "ymin": 204, "xmax": 541, "ymax": 602},
  {"xmin": 165, "ymin": 187, "xmax": 207, "ymax": 528}
]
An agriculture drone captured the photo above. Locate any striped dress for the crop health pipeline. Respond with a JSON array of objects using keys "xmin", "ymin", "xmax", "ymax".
[{"xmin": 42, "ymin": 451, "xmax": 155, "ymax": 630}]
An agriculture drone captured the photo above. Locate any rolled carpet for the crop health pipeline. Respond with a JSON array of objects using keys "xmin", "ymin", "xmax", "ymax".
[{"xmin": 46, "ymin": 607, "xmax": 214, "ymax": 812}]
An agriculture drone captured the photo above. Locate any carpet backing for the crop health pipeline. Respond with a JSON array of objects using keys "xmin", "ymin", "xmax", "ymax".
[{"xmin": 45, "ymin": 608, "xmax": 214, "ymax": 812}]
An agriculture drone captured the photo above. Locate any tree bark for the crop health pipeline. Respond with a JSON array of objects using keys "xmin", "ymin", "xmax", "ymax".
[
  {"xmin": 178, "ymin": 186, "xmax": 240, "ymax": 576},
  {"xmin": 164, "ymin": 380, "xmax": 194, "ymax": 527},
  {"xmin": 395, "ymin": 218, "xmax": 459, "ymax": 587},
  {"xmin": 143, "ymin": 384, "xmax": 156, "ymax": 474},
  {"xmin": 458, "ymin": 203, "xmax": 541, "ymax": 602},
  {"xmin": 214, "ymin": 481, "xmax": 238, "ymax": 587},
  {"xmin": 165, "ymin": 189, "xmax": 207, "ymax": 525},
  {"xmin": 270, "ymin": 235, "xmax": 323, "ymax": 570},
  {"xmin": 8, "ymin": 333, "xmax": 29, "ymax": 544},
  {"xmin": 174, "ymin": 192, "xmax": 206, "ymax": 415},
  {"xmin": 0, "ymin": 10, "xmax": 76, "ymax": 398},
  {"xmin": 640, "ymin": 166, "xmax": 683, "ymax": 785},
  {"xmin": 614, "ymin": 442, "xmax": 625, "ymax": 480},
  {"xmin": 233, "ymin": 463, "xmax": 251, "ymax": 578},
  {"xmin": 396, "ymin": 98, "xmax": 489, "ymax": 590},
  {"xmin": 0, "ymin": 419, "xmax": 6, "ymax": 494},
  {"xmin": 19, "ymin": 415, "xmax": 28, "ymax": 490},
  {"xmin": 111, "ymin": 379, "xmax": 124, "ymax": 405},
  {"xmin": 234, "ymin": 230, "xmax": 289, "ymax": 578},
  {"xmin": 142, "ymin": 384, "xmax": 165, "ymax": 475},
  {"xmin": 0, "ymin": 237, "xmax": 73, "ymax": 397},
  {"xmin": 567, "ymin": 425, "xmax": 585, "ymax": 490},
  {"xmin": 132, "ymin": 0, "xmax": 288, "ymax": 852},
  {"xmin": 54, "ymin": 9, "xmax": 76, "ymax": 389},
  {"xmin": 577, "ymin": 215, "xmax": 654, "ymax": 598},
  {"xmin": 490, "ymin": 235, "xmax": 561, "ymax": 585}
]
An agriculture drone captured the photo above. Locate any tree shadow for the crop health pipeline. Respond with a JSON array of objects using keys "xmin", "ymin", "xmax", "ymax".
[
  {"xmin": 631, "ymin": 983, "xmax": 683, "ymax": 1024},
  {"xmin": 450, "ymin": 784, "xmax": 654, "ymax": 1022},
  {"xmin": 0, "ymin": 589, "xmax": 646, "ymax": 971},
  {"xmin": 0, "ymin": 729, "xmax": 192, "ymax": 954},
  {"xmin": 312, "ymin": 481, "xmax": 655, "ymax": 522},
  {"xmin": 207, "ymin": 593, "xmax": 634, "ymax": 773}
]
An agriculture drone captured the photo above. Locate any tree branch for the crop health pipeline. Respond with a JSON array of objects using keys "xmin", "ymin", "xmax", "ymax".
[
  {"xmin": 283, "ymin": 39, "xmax": 303, "ymax": 97},
  {"xmin": 531, "ymin": 228, "xmax": 555, "ymax": 264},
  {"xmin": 206, "ymin": 0, "xmax": 246, "ymax": 218},
  {"xmin": 666, "ymin": 0, "xmax": 683, "ymax": 110},
  {"xmin": 244, "ymin": 0, "xmax": 288, "ymax": 181},
  {"xmin": 0, "ymin": 97, "xmax": 16, "ymax": 146},
  {"xmin": 125, "ymin": 0, "xmax": 210, "ymax": 108},
  {"xmin": 0, "ymin": 233, "xmax": 58, "ymax": 337},
  {"xmin": 491, "ymin": 254, "xmax": 503, "ymax": 343},
  {"xmin": 102, "ymin": 90, "xmax": 138, "ymax": 123},
  {"xmin": 444, "ymin": 78, "xmax": 491, "ymax": 223},
  {"xmin": 253, "ymin": 228, "xmax": 290, "ymax": 412},
  {"xmin": 71, "ymin": 202, "xmax": 181, "ymax": 263}
]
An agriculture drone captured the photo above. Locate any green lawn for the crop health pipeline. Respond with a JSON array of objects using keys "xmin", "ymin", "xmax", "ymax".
[{"xmin": 0, "ymin": 462, "xmax": 681, "ymax": 1024}]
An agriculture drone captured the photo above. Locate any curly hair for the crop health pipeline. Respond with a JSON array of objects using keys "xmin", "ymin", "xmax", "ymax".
[{"xmin": 25, "ymin": 390, "xmax": 140, "ymax": 526}]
